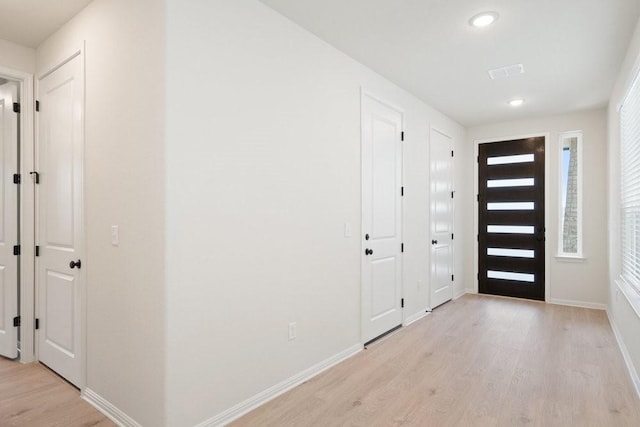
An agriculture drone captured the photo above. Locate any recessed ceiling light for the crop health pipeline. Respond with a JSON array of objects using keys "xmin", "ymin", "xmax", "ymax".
[
  {"xmin": 469, "ymin": 12, "xmax": 499, "ymax": 28},
  {"xmin": 509, "ymin": 98, "xmax": 525, "ymax": 107}
]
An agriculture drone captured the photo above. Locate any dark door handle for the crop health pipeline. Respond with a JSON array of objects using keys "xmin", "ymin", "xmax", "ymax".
[
  {"xmin": 69, "ymin": 260, "xmax": 82, "ymax": 269},
  {"xmin": 365, "ymin": 249, "xmax": 373, "ymax": 256},
  {"xmin": 431, "ymin": 240, "xmax": 438, "ymax": 245},
  {"xmin": 365, "ymin": 234, "xmax": 370, "ymax": 241}
]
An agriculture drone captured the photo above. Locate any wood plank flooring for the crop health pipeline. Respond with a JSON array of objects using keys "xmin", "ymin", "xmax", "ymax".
[
  {"xmin": 0, "ymin": 358, "xmax": 114, "ymax": 427},
  {"xmin": 233, "ymin": 294, "xmax": 640, "ymax": 426}
]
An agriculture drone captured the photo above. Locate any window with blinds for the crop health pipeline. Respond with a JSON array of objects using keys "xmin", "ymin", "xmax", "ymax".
[{"xmin": 621, "ymin": 71, "xmax": 640, "ymax": 293}]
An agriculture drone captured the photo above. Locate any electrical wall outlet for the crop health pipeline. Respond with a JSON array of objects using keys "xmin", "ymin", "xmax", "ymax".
[
  {"xmin": 111, "ymin": 225, "xmax": 119, "ymax": 246},
  {"xmin": 288, "ymin": 322, "xmax": 297, "ymax": 341}
]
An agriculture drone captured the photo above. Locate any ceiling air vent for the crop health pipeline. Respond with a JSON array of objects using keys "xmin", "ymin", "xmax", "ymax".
[{"xmin": 488, "ymin": 64, "xmax": 525, "ymax": 80}]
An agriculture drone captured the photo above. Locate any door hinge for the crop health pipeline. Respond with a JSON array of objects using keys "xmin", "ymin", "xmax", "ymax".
[
  {"xmin": 401, "ymin": 186, "xmax": 404, "ymax": 197},
  {"xmin": 13, "ymin": 174, "xmax": 20, "ymax": 184},
  {"xmin": 12, "ymin": 102, "xmax": 20, "ymax": 113},
  {"xmin": 477, "ymin": 272, "xmax": 480, "ymax": 280},
  {"xmin": 35, "ymin": 245, "xmax": 40, "ymax": 257},
  {"xmin": 35, "ymin": 318, "xmax": 40, "ymax": 330},
  {"xmin": 13, "ymin": 316, "xmax": 20, "ymax": 327},
  {"xmin": 401, "ymin": 243, "xmax": 404, "ymax": 253},
  {"xmin": 36, "ymin": 100, "xmax": 40, "ymax": 112},
  {"xmin": 451, "ymin": 233, "xmax": 454, "ymax": 240},
  {"xmin": 477, "ymin": 234, "xmax": 479, "ymax": 242},
  {"xmin": 477, "ymin": 155, "xmax": 479, "ymax": 163},
  {"xmin": 13, "ymin": 245, "xmax": 20, "ymax": 256},
  {"xmin": 401, "ymin": 131, "xmax": 405, "ymax": 141},
  {"xmin": 477, "ymin": 194, "xmax": 480, "ymax": 202},
  {"xmin": 401, "ymin": 298, "xmax": 404, "ymax": 308},
  {"xmin": 451, "ymin": 191, "xmax": 454, "ymax": 199},
  {"xmin": 451, "ymin": 150, "xmax": 454, "ymax": 157},
  {"xmin": 452, "ymin": 274, "xmax": 454, "ymax": 281},
  {"xmin": 30, "ymin": 171, "xmax": 40, "ymax": 184}
]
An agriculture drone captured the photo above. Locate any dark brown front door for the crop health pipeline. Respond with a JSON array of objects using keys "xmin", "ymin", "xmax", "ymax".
[{"xmin": 478, "ymin": 137, "xmax": 545, "ymax": 300}]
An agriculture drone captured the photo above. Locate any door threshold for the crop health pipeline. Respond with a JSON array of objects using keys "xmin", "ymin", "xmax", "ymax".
[
  {"xmin": 477, "ymin": 292, "xmax": 546, "ymax": 304},
  {"xmin": 364, "ymin": 324, "xmax": 402, "ymax": 348},
  {"xmin": 39, "ymin": 361, "xmax": 80, "ymax": 391}
]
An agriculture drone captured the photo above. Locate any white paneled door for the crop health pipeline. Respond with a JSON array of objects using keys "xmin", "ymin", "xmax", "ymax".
[
  {"xmin": 429, "ymin": 128, "xmax": 453, "ymax": 309},
  {"xmin": 361, "ymin": 93, "xmax": 403, "ymax": 344},
  {"xmin": 37, "ymin": 51, "xmax": 84, "ymax": 387},
  {"xmin": 0, "ymin": 81, "xmax": 18, "ymax": 359}
]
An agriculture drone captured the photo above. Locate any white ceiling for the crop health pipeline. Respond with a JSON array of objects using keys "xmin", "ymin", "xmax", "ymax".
[
  {"xmin": 261, "ymin": 0, "xmax": 640, "ymax": 126},
  {"xmin": 0, "ymin": 0, "xmax": 93, "ymax": 48},
  {"xmin": 0, "ymin": 1, "xmax": 636, "ymax": 126}
]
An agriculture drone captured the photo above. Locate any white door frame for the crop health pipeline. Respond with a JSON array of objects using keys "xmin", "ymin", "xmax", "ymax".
[
  {"xmin": 473, "ymin": 133, "xmax": 551, "ymax": 302},
  {"xmin": 0, "ymin": 65, "xmax": 35, "ymax": 363},
  {"xmin": 35, "ymin": 45, "xmax": 87, "ymax": 388}
]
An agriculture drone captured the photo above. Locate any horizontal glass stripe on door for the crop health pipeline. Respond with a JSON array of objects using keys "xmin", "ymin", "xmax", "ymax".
[
  {"xmin": 487, "ymin": 248, "xmax": 535, "ymax": 258},
  {"xmin": 487, "ymin": 178, "xmax": 534, "ymax": 188},
  {"xmin": 487, "ymin": 154, "xmax": 534, "ymax": 165},
  {"xmin": 487, "ymin": 225, "xmax": 535, "ymax": 234},
  {"xmin": 487, "ymin": 270, "xmax": 535, "ymax": 282},
  {"xmin": 487, "ymin": 202, "xmax": 534, "ymax": 210}
]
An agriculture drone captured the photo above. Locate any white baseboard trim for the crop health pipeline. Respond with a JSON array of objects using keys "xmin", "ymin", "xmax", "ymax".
[
  {"xmin": 82, "ymin": 388, "xmax": 141, "ymax": 427},
  {"xmin": 453, "ymin": 289, "xmax": 469, "ymax": 300},
  {"xmin": 199, "ymin": 343, "xmax": 363, "ymax": 427},
  {"xmin": 404, "ymin": 309, "xmax": 431, "ymax": 326},
  {"xmin": 606, "ymin": 309, "xmax": 640, "ymax": 399},
  {"xmin": 547, "ymin": 298, "xmax": 606, "ymax": 310}
]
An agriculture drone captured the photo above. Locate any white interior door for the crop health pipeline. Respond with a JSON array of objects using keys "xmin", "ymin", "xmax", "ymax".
[
  {"xmin": 430, "ymin": 128, "xmax": 454, "ymax": 309},
  {"xmin": 361, "ymin": 93, "xmax": 403, "ymax": 344},
  {"xmin": 0, "ymin": 81, "xmax": 18, "ymax": 359},
  {"xmin": 37, "ymin": 52, "xmax": 84, "ymax": 387}
]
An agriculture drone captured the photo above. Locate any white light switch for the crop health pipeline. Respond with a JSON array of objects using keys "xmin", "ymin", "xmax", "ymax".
[
  {"xmin": 344, "ymin": 222, "xmax": 352, "ymax": 237},
  {"xmin": 111, "ymin": 225, "xmax": 119, "ymax": 246},
  {"xmin": 288, "ymin": 322, "xmax": 297, "ymax": 340}
]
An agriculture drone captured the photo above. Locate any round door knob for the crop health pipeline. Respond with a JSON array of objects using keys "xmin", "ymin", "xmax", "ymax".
[
  {"xmin": 431, "ymin": 240, "xmax": 438, "ymax": 245},
  {"xmin": 365, "ymin": 248, "xmax": 373, "ymax": 255},
  {"xmin": 69, "ymin": 260, "xmax": 82, "ymax": 269}
]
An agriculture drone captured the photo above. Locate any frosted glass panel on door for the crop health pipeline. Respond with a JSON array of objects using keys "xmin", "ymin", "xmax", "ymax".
[
  {"xmin": 487, "ymin": 248, "xmax": 535, "ymax": 258},
  {"xmin": 487, "ymin": 270, "xmax": 535, "ymax": 282},
  {"xmin": 487, "ymin": 178, "xmax": 534, "ymax": 188},
  {"xmin": 487, "ymin": 154, "xmax": 534, "ymax": 165},
  {"xmin": 487, "ymin": 225, "xmax": 535, "ymax": 234},
  {"xmin": 487, "ymin": 202, "xmax": 534, "ymax": 211}
]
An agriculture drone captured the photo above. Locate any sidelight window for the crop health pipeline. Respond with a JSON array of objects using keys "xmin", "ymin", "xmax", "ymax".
[{"xmin": 558, "ymin": 131, "xmax": 583, "ymax": 257}]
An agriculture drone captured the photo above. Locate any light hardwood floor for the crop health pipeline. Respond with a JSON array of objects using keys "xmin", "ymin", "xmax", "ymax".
[
  {"xmin": 0, "ymin": 358, "xmax": 114, "ymax": 426},
  {"xmin": 233, "ymin": 293, "xmax": 640, "ymax": 426}
]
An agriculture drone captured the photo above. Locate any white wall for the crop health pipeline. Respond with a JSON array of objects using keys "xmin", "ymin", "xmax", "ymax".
[
  {"xmin": 608, "ymin": 16, "xmax": 640, "ymax": 394},
  {"xmin": 36, "ymin": 0, "xmax": 165, "ymax": 425},
  {"xmin": 467, "ymin": 109, "xmax": 608, "ymax": 306},
  {"xmin": 0, "ymin": 38, "xmax": 35, "ymax": 73},
  {"xmin": 165, "ymin": 1, "xmax": 465, "ymax": 425}
]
